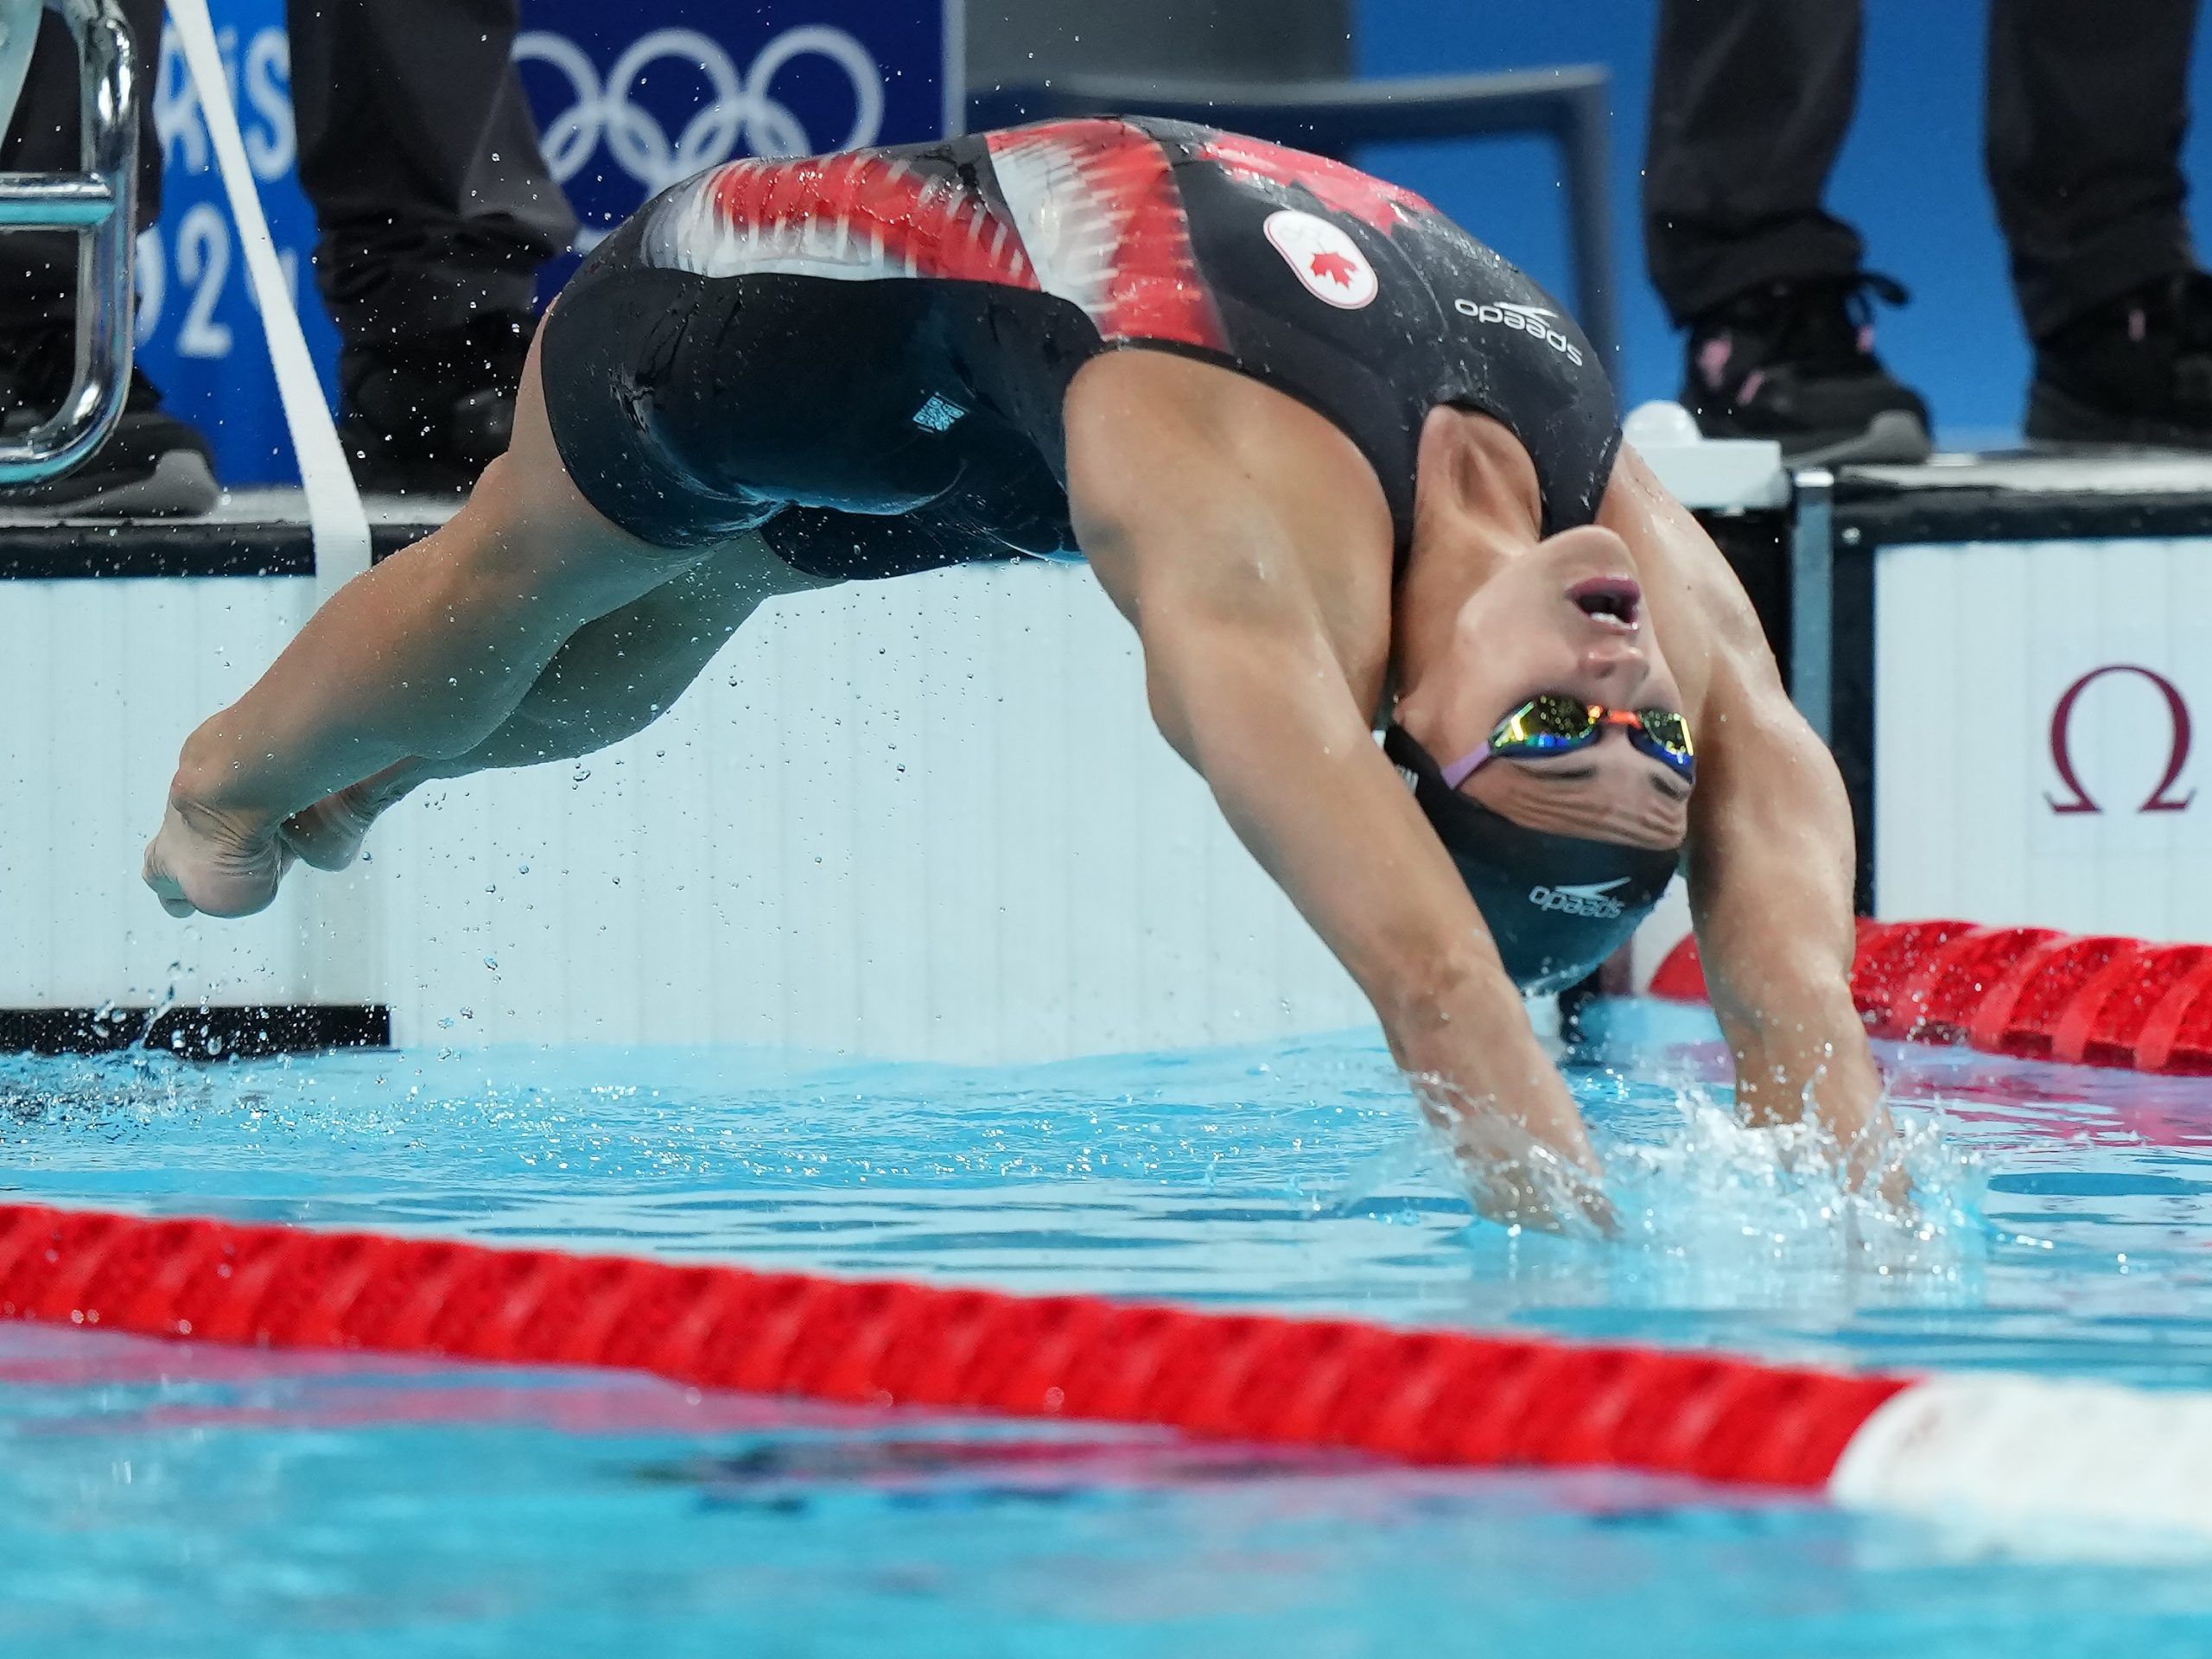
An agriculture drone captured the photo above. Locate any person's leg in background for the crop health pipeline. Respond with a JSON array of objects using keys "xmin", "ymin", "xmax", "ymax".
[
  {"xmin": 287, "ymin": 0, "xmax": 578, "ymax": 494},
  {"xmin": 1643, "ymin": 0, "xmax": 1930, "ymax": 462},
  {"xmin": 0, "ymin": 0, "xmax": 217, "ymax": 512},
  {"xmin": 1991, "ymin": 0, "xmax": 2212, "ymax": 446}
]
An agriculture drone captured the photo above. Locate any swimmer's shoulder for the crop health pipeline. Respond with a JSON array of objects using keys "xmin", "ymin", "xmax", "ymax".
[{"xmin": 1065, "ymin": 347, "xmax": 1395, "ymax": 671}]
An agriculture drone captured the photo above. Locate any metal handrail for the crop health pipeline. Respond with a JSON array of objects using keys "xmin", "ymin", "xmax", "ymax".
[
  {"xmin": 0, "ymin": 0, "xmax": 136, "ymax": 486},
  {"xmin": 969, "ymin": 67, "xmax": 1618, "ymax": 370}
]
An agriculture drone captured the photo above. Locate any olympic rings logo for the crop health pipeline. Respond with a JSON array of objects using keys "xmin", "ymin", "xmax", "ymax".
[{"xmin": 515, "ymin": 25, "xmax": 886, "ymax": 193}]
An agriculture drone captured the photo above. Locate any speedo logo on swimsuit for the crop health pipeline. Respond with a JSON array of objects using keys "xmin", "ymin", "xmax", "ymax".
[
  {"xmin": 1455, "ymin": 299, "xmax": 1585, "ymax": 366},
  {"xmin": 912, "ymin": 395, "xmax": 967, "ymax": 433},
  {"xmin": 1527, "ymin": 878, "xmax": 1629, "ymax": 918}
]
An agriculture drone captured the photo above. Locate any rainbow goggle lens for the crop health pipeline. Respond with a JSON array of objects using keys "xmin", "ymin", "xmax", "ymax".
[{"xmin": 1440, "ymin": 695, "xmax": 1696, "ymax": 789}]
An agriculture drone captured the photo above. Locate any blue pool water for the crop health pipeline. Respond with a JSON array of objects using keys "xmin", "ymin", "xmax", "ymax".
[{"xmin": 3, "ymin": 1004, "xmax": 2211, "ymax": 1656}]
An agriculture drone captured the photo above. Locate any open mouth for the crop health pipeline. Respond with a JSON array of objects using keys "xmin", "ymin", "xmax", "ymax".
[{"xmin": 1568, "ymin": 575, "xmax": 1642, "ymax": 632}]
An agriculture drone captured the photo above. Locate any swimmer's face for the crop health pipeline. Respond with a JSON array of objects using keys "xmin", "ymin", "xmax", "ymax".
[{"xmin": 1440, "ymin": 526, "xmax": 1691, "ymax": 851}]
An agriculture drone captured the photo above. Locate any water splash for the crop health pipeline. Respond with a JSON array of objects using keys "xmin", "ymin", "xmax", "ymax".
[
  {"xmin": 3, "ymin": 1028, "xmax": 2203, "ymax": 1382},
  {"xmin": 1319, "ymin": 1063, "xmax": 1987, "ymax": 1313},
  {"xmin": 1595, "ymin": 1078, "xmax": 1986, "ymax": 1304}
]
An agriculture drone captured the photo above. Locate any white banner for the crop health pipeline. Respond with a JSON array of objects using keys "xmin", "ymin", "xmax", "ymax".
[{"xmin": 1875, "ymin": 537, "xmax": 2212, "ymax": 939}]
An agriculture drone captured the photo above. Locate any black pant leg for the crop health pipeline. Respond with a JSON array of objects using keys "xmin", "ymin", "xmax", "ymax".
[
  {"xmin": 286, "ymin": 0, "xmax": 577, "ymax": 346},
  {"xmin": 1986, "ymin": 0, "xmax": 2201, "ymax": 340},
  {"xmin": 1643, "ymin": 0, "xmax": 1868, "ymax": 325},
  {"xmin": 0, "ymin": 0, "xmax": 165, "ymax": 329}
]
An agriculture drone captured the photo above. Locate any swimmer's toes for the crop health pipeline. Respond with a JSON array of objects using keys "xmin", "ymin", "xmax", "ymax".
[
  {"xmin": 281, "ymin": 815, "xmax": 364, "ymax": 873},
  {"xmin": 146, "ymin": 869, "xmax": 198, "ymax": 918},
  {"xmin": 143, "ymin": 841, "xmax": 196, "ymax": 918},
  {"xmin": 281, "ymin": 788, "xmax": 378, "ymax": 871},
  {"xmin": 166, "ymin": 852, "xmax": 284, "ymax": 919},
  {"xmin": 144, "ymin": 798, "xmax": 290, "ymax": 918}
]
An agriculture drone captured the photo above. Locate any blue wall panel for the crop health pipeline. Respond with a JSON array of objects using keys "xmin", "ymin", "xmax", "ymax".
[{"xmin": 133, "ymin": 3, "xmax": 951, "ymax": 486}]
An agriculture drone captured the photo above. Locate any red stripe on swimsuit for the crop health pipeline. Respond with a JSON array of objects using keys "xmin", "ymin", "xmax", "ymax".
[
  {"xmin": 1198, "ymin": 132, "xmax": 1436, "ymax": 232},
  {"xmin": 690, "ymin": 151, "xmax": 1041, "ymax": 287},
  {"xmin": 986, "ymin": 120, "xmax": 1227, "ymax": 351}
]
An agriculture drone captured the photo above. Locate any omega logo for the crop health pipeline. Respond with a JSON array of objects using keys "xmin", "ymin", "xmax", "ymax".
[{"xmin": 2046, "ymin": 664, "xmax": 2196, "ymax": 816}]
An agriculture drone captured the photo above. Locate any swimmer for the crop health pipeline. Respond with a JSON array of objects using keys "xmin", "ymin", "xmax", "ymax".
[{"xmin": 143, "ymin": 119, "xmax": 1895, "ymax": 1233}]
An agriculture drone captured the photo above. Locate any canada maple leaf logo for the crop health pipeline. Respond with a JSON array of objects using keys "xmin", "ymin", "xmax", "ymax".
[
  {"xmin": 1262, "ymin": 210, "xmax": 1379, "ymax": 308},
  {"xmin": 1308, "ymin": 250, "xmax": 1358, "ymax": 288}
]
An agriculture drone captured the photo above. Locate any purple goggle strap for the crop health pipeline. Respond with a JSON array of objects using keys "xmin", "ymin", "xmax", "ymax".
[{"xmin": 1439, "ymin": 743, "xmax": 1493, "ymax": 791}]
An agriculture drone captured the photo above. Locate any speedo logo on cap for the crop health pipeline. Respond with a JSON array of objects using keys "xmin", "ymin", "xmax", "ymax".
[
  {"xmin": 1527, "ymin": 878, "xmax": 1629, "ymax": 919},
  {"xmin": 1455, "ymin": 298, "xmax": 1585, "ymax": 366}
]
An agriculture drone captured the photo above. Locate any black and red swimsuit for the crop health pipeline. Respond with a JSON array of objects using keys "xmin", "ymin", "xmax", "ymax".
[{"xmin": 541, "ymin": 117, "xmax": 1620, "ymax": 579}]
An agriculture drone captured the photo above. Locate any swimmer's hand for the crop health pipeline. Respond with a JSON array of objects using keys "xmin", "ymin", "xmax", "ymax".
[
  {"xmin": 142, "ymin": 782, "xmax": 291, "ymax": 918},
  {"xmin": 1459, "ymin": 1135, "xmax": 1620, "ymax": 1240},
  {"xmin": 1414, "ymin": 1071, "xmax": 1619, "ymax": 1240},
  {"xmin": 1844, "ymin": 1115, "xmax": 1917, "ymax": 1217}
]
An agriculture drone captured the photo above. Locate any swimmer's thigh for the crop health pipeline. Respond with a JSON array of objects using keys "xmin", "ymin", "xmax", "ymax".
[
  {"xmin": 536, "ymin": 215, "xmax": 978, "ymax": 554},
  {"xmin": 417, "ymin": 321, "xmax": 717, "ymax": 641}
]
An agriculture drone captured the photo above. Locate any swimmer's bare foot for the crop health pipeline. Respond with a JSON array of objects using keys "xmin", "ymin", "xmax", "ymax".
[
  {"xmin": 280, "ymin": 762, "xmax": 423, "ymax": 872},
  {"xmin": 142, "ymin": 786, "xmax": 291, "ymax": 918}
]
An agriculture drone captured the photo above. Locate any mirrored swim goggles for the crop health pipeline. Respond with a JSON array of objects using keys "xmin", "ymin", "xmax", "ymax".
[{"xmin": 1439, "ymin": 695, "xmax": 1697, "ymax": 790}]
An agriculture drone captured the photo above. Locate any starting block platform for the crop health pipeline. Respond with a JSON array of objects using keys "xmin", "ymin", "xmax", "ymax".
[
  {"xmin": 1792, "ymin": 448, "xmax": 2212, "ymax": 944},
  {"xmin": 0, "ymin": 490, "xmax": 451, "ymax": 578}
]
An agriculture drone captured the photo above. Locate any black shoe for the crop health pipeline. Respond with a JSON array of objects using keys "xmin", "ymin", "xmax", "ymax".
[
  {"xmin": 2026, "ymin": 271, "xmax": 2212, "ymax": 449},
  {"xmin": 339, "ymin": 311, "xmax": 532, "ymax": 496},
  {"xmin": 0, "ymin": 323, "xmax": 219, "ymax": 516},
  {"xmin": 1681, "ymin": 272, "xmax": 1933, "ymax": 464}
]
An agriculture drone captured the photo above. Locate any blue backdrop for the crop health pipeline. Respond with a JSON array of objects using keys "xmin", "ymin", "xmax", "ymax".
[
  {"xmin": 135, "ymin": 2, "xmax": 2212, "ymax": 478},
  {"xmin": 1356, "ymin": 0, "xmax": 2212, "ymax": 444},
  {"xmin": 133, "ymin": 2, "xmax": 952, "ymax": 485}
]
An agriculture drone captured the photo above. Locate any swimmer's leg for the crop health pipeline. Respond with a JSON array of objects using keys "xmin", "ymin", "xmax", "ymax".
[
  {"xmin": 281, "ymin": 533, "xmax": 837, "ymax": 869},
  {"xmin": 442, "ymin": 530, "xmax": 837, "ymax": 767},
  {"xmin": 146, "ymin": 332, "xmax": 718, "ymax": 918}
]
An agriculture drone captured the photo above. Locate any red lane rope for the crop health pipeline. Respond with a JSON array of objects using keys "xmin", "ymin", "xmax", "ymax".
[
  {"xmin": 0, "ymin": 1201, "xmax": 1907, "ymax": 1488},
  {"xmin": 1649, "ymin": 918, "xmax": 2212, "ymax": 1075}
]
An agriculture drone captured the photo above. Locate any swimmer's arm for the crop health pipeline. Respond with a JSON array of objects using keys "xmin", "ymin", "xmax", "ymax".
[
  {"xmin": 1139, "ymin": 602, "xmax": 1609, "ymax": 1230},
  {"xmin": 1122, "ymin": 583, "xmax": 1610, "ymax": 1233},
  {"xmin": 1686, "ymin": 660, "xmax": 1896, "ymax": 1188},
  {"xmin": 1065, "ymin": 357, "xmax": 1611, "ymax": 1235}
]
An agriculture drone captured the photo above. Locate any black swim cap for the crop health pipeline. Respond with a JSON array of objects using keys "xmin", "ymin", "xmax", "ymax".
[{"xmin": 1382, "ymin": 723, "xmax": 1680, "ymax": 994}]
